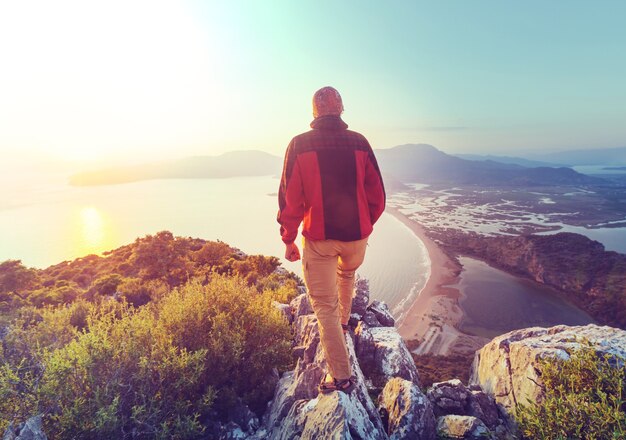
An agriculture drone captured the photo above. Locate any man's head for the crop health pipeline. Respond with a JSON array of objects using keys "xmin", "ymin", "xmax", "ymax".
[{"xmin": 312, "ymin": 86, "xmax": 344, "ymax": 118}]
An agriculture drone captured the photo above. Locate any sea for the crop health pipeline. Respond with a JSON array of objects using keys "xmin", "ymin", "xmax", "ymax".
[
  {"xmin": 0, "ymin": 170, "xmax": 428, "ymax": 317},
  {"xmin": 0, "ymin": 168, "xmax": 609, "ymax": 334}
]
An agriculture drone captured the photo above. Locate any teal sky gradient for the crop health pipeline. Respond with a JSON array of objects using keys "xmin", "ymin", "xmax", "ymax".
[
  {"xmin": 2, "ymin": 0, "xmax": 625, "ymax": 165},
  {"xmin": 195, "ymin": 0, "xmax": 626, "ymax": 152}
]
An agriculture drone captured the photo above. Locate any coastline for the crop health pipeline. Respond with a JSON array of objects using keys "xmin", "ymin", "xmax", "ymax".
[{"xmin": 386, "ymin": 206, "xmax": 489, "ymax": 355}]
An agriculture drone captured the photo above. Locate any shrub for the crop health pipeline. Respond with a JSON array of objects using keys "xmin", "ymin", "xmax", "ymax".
[
  {"xmin": 28, "ymin": 276, "xmax": 293, "ymax": 438},
  {"xmin": 116, "ymin": 278, "xmax": 169, "ymax": 307},
  {"xmin": 39, "ymin": 304, "xmax": 209, "ymax": 438},
  {"xmin": 516, "ymin": 346, "xmax": 626, "ymax": 439},
  {"xmin": 88, "ymin": 273, "xmax": 125, "ymax": 298},
  {"xmin": 192, "ymin": 241, "xmax": 232, "ymax": 266},
  {"xmin": 0, "ymin": 260, "xmax": 39, "ymax": 295}
]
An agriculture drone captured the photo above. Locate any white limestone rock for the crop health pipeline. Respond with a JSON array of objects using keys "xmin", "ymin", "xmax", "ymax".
[
  {"xmin": 264, "ymin": 316, "xmax": 387, "ymax": 439},
  {"xmin": 290, "ymin": 293, "xmax": 313, "ymax": 319},
  {"xmin": 378, "ymin": 377, "xmax": 436, "ymax": 440},
  {"xmin": 436, "ymin": 415, "xmax": 493, "ymax": 439},
  {"xmin": 355, "ymin": 324, "xmax": 420, "ymax": 389},
  {"xmin": 470, "ymin": 324, "xmax": 626, "ymax": 411},
  {"xmin": 2, "ymin": 415, "xmax": 48, "ymax": 440},
  {"xmin": 367, "ymin": 300, "xmax": 395, "ymax": 327}
]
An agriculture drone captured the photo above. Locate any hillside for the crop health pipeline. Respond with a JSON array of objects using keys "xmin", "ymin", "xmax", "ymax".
[
  {"xmin": 69, "ymin": 144, "xmax": 607, "ymax": 187},
  {"xmin": 0, "ymin": 232, "xmax": 301, "ymax": 437},
  {"xmin": 455, "ymin": 153, "xmax": 566, "ymax": 168},
  {"xmin": 2, "ymin": 234, "xmax": 626, "ymax": 438},
  {"xmin": 376, "ymin": 144, "xmax": 605, "ymax": 186},
  {"xmin": 437, "ymin": 231, "xmax": 626, "ymax": 327},
  {"xmin": 525, "ymin": 146, "xmax": 626, "ymax": 166}
]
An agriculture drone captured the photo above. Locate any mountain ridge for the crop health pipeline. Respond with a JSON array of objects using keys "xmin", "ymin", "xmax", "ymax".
[{"xmin": 69, "ymin": 144, "xmax": 606, "ymax": 187}]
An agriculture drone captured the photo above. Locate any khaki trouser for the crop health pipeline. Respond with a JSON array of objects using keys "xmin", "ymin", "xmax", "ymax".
[{"xmin": 302, "ymin": 236, "xmax": 368, "ymax": 380}]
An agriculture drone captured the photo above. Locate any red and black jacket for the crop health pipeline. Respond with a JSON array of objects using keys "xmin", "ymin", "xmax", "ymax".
[{"xmin": 277, "ymin": 115, "xmax": 386, "ymax": 244}]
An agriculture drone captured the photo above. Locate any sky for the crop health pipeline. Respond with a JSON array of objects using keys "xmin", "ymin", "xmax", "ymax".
[{"xmin": 1, "ymin": 0, "xmax": 626, "ymax": 167}]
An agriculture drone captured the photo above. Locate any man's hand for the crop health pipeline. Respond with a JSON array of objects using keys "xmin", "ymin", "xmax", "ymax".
[{"xmin": 285, "ymin": 242, "xmax": 301, "ymax": 262}]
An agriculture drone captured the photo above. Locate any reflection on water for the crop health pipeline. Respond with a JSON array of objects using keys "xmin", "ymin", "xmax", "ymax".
[
  {"xmin": 81, "ymin": 207, "xmax": 104, "ymax": 246},
  {"xmin": 75, "ymin": 206, "xmax": 110, "ymax": 256},
  {"xmin": 458, "ymin": 257, "xmax": 595, "ymax": 339},
  {"xmin": 0, "ymin": 175, "xmax": 429, "ymax": 314}
]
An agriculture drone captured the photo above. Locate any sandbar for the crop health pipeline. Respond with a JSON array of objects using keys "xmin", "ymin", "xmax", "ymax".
[{"xmin": 387, "ymin": 206, "xmax": 488, "ymax": 355}]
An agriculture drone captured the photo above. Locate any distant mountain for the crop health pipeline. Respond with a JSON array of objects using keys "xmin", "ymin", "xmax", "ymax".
[
  {"xmin": 455, "ymin": 154, "xmax": 566, "ymax": 168},
  {"xmin": 375, "ymin": 144, "xmax": 605, "ymax": 186},
  {"xmin": 525, "ymin": 146, "xmax": 626, "ymax": 166},
  {"xmin": 70, "ymin": 144, "xmax": 607, "ymax": 187},
  {"xmin": 70, "ymin": 150, "xmax": 282, "ymax": 186}
]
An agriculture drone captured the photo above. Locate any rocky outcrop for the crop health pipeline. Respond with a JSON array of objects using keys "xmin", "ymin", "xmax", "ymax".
[
  {"xmin": 367, "ymin": 300, "xmax": 395, "ymax": 327},
  {"xmin": 427, "ymin": 380, "xmax": 512, "ymax": 439},
  {"xmin": 470, "ymin": 324, "xmax": 626, "ymax": 412},
  {"xmin": 378, "ymin": 378, "xmax": 436, "ymax": 440},
  {"xmin": 437, "ymin": 415, "xmax": 492, "ymax": 440},
  {"xmin": 355, "ymin": 324, "xmax": 420, "ymax": 390},
  {"xmin": 234, "ymin": 282, "xmax": 526, "ymax": 439},
  {"xmin": 350, "ymin": 278, "xmax": 370, "ymax": 321},
  {"xmin": 289, "ymin": 293, "xmax": 313, "ymax": 320},
  {"xmin": 273, "ymin": 392, "xmax": 384, "ymax": 440},
  {"xmin": 255, "ymin": 283, "xmax": 438, "ymax": 439},
  {"xmin": 263, "ymin": 314, "xmax": 388, "ymax": 439}
]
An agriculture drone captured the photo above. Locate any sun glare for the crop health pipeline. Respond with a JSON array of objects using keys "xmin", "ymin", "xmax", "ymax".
[
  {"xmin": 0, "ymin": 0, "xmax": 226, "ymax": 163},
  {"xmin": 78, "ymin": 206, "xmax": 107, "ymax": 255}
]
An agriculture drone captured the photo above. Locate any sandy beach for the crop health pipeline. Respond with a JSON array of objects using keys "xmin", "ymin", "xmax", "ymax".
[{"xmin": 387, "ymin": 207, "xmax": 489, "ymax": 355}]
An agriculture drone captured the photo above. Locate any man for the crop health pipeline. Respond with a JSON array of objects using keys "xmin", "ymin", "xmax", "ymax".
[{"xmin": 277, "ymin": 86, "xmax": 386, "ymax": 393}]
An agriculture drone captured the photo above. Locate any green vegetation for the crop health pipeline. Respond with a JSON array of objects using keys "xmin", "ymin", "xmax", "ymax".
[
  {"xmin": 516, "ymin": 346, "xmax": 626, "ymax": 440},
  {"xmin": 410, "ymin": 351, "xmax": 473, "ymax": 388},
  {"xmin": 0, "ymin": 231, "xmax": 300, "ymax": 438}
]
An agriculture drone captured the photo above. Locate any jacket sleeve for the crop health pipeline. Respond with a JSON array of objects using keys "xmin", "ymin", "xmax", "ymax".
[
  {"xmin": 277, "ymin": 139, "xmax": 305, "ymax": 244},
  {"xmin": 364, "ymin": 144, "xmax": 386, "ymax": 225}
]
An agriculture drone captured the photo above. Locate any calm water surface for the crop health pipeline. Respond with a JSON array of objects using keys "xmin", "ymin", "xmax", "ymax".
[
  {"xmin": 457, "ymin": 257, "xmax": 595, "ymax": 339},
  {"xmin": 0, "ymin": 172, "xmax": 428, "ymax": 314},
  {"xmin": 0, "ymin": 170, "xmax": 602, "ymax": 327}
]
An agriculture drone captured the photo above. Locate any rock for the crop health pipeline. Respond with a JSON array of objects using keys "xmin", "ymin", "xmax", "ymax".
[
  {"xmin": 293, "ymin": 314, "xmax": 321, "ymax": 364},
  {"xmin": 226, "ymin": 399, "xmax": 260, "ymax": 434},
  {"xmin": 378, "ymin": 377, "xmax": 436, "ymax": 440},
  {"xmin": 363, "ymin": 310, "xmax": 382, "ymax": 328},
  {"xmin": 272, "ymin": 301, "xmax": 293, "ymax": 324},
  {"xmin": 467, "ymin": 389, "xmax": 500, "ymax": 431},
  {"xmin": 367, "ymin": 300, "xmax": 395, "ymax": 327},
  {"xmin": 436, "ymin": 415, "xmax": 493, "ymax": 439},
  {"xmin": 427, "ymin": 379, "xmax": 469, "ymax": 417},
  {"xmin": 351, "ymin": 277, "xmax": 370, "ymax": 319},
  {"xmin": 218, "ymin": 422, "xmax": 248, "ymax": 440},
  {"xmin": 292, "ymin": 346, "xmax": 305, "ymax": 359},
  {"xmin": 470, "ymin": 324, "xmax": 626, "ymax": 411},
  {"xmin": 290, "ymin": 293, "xmax": 313, "ymax": 319},
  {"xmin": 275, "ymin": 393, "xmax": 387, "ymax": 440},
  {"xmin": 355, "ymin": 324, "xmax": 420, "ymax": 389},
  {"xmin": 264, "ymin": 317, "xmax": 386, "ymax": 438},
  {"xmin": 427, "ymin": 380, "xmax": 505, "ymax": 433},
  {"xmin": 2, "ymin": 415, "xmax": 48, "ymax": 440}
]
